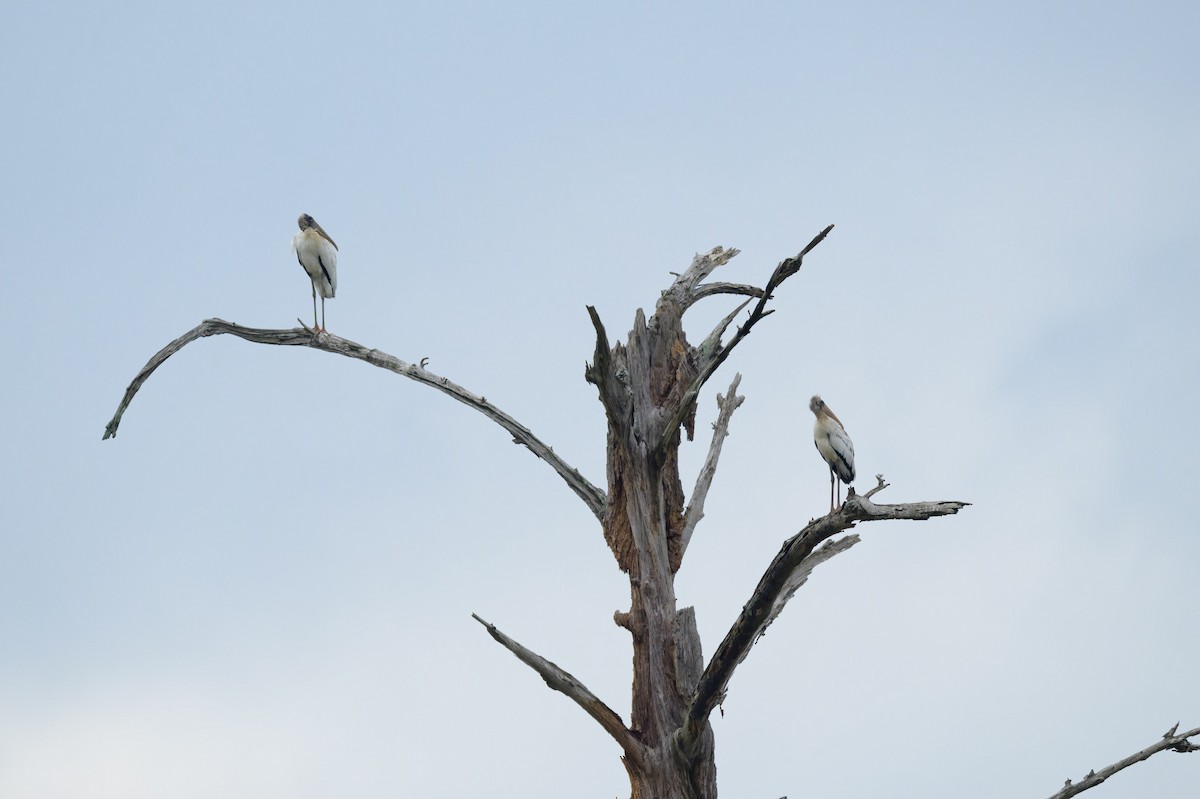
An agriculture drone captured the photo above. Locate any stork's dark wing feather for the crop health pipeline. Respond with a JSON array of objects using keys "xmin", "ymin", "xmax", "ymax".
[{"xmin": 825, "ymin": 427, "xmax": 855, "ymax": 484}]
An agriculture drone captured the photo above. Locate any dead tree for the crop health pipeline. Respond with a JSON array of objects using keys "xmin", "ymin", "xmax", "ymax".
[{"xmin": 103, "ymin": 227, "xmax": 1196, "ymax": 798}]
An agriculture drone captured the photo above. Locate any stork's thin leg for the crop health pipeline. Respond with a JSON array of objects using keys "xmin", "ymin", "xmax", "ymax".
[
  {"xmin": 320, "ymin": 296, "xmax": 327, "ymax": 333},
  {"xmin": 311, "ymin": 284, "xmax": 319, "ymax": 331},
  {"xmin": 829, "ymin": 467, "xmax": 835, "ymax": 513}
]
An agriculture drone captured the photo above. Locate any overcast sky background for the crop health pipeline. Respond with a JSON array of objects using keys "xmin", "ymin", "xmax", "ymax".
[{"xmin": 2, "ymin": 2, "xmax": 1197, "ymax": 797}]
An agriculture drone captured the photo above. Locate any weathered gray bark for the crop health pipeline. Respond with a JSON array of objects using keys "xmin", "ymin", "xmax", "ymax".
[
  {"xmin": 1046, "ymin": 723, "xmax": 1199, "ymax": 798},
  {"xmin": 101, "ymin": 319, "xmax": 605, "ymax": 521},
  {"xmin": 101, "ymin": 229, "xmax": 1191, "ymax": 799}
]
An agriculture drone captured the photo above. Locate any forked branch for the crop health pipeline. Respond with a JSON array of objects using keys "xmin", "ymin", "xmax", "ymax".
[
  {"xmin": 676, "ymin": 485, "xmax": 968, "ymax": 754},
  {"xmin": 102, "ymin": 318, "xmax": 606, "ymax": 521},
  {"xmin": 658, "ymin": 246, "xmax": 743, "ymax": 311},
  {"xmin": 471, "ymin": 614, "xmax": 645, "ymax": 767},
  {"xmin": 659, "ymin": 225, "xmax": 835, "ymax": 455},
  {"xmin": 696, "ymin": 299, "xmax": 752, "ymax": 361},
  {"xmin": 1046, "ymin": 723, "xmax": 1200, "ymax": 798},
  {"xmin": 752, "ymin": 534, "xmax": 860, "ymax": 648}
]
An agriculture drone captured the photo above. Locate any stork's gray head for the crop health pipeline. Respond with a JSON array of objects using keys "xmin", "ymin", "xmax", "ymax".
[
  {"xmin": 297, "ymin": 213, "xmax": 315, "ymax": 230},
  {"xmin": 809, "ymin": 395, "xmax": 824, "ymax": 415}
]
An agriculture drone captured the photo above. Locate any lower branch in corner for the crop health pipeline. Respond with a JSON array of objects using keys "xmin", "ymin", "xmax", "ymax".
[
  {"xmin": 1046, "ymin": 724, "xmax": 1200, "ymax": 799},
  {"xmin": 471, "ymin": 613, "xmax": 644, "ymax": 767}
]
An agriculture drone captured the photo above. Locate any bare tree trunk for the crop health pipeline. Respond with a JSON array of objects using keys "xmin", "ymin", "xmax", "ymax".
[{"xmin": 586, "ymin": 296, "xmax": 712, "ymax": 797}]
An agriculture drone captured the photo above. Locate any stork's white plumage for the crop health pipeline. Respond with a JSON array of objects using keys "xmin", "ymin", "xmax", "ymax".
[
  {"xmin": 292, "ymin": 213, "xmax": 338, "ymax": 332},
  {"xmin": 810, "ymin": 395, "xmax": 855, "ymax": 512}
]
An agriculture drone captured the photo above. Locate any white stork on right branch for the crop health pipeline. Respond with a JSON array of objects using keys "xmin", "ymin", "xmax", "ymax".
[{"xmin": 810, "ymin": 395, "xmax": 855, "ymax": 512}]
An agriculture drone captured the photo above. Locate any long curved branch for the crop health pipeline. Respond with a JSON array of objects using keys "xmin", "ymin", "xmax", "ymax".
[
  {"xmin": 1046, "ymin": 723, "xmax": 1200, "ymax": 798},
  {"xmin": 102, "ymin": 318, "xmax": 606, "ymax": 521},
  {"xmin": 689, "ymin": 282, "xmax": 765, "ymax": 304},
  {"xmin": 675, "ymin": 484, "xmax": 969, "ymax": 755},
  {"xmin": 472, "ymin": 613, "xmax": 646, "ymax": 768}
]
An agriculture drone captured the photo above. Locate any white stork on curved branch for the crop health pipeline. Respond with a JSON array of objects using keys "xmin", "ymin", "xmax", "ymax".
[
  {"xmin": 810, "ymin": 395, "xmax": 855, "ymax": 512},
  {"xmin": 293, "ymin": 213, "xmax": 339, "ymax": 332}
]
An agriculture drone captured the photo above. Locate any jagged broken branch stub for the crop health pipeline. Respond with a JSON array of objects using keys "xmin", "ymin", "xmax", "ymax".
[
  {"xmin": 102, "ymin": 318, "xmax": 606, "ymax": 521},
  {"xmin": 583, "ymin": 305, "xmax": 624, "ymax": 422}
]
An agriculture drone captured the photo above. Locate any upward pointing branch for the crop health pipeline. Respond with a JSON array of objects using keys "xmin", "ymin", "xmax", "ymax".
[
  {"xmin": 584, "ymin": 305, "xmax": 623, "ymax": 423},
  {"xmin": 658, "ymin": 225, "xmax": 835, "ymax": 456},
  {"xmin": 102, "ymin": 318, "xmax": 607, "ymax": 521},
  {"xmin": 679, "ymin": 374, "xmax": 745, "ymax": 562}
]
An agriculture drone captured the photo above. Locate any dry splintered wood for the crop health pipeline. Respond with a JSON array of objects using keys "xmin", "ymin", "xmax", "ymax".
[{"xmin": 102, "ymin": 318, "xmax": 606, "ymax": 521}]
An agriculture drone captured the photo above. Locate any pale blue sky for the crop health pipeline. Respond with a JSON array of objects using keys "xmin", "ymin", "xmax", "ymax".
[{"xmin": 2, "ymin": 2, "xmax": 1197, "ymax": 797}]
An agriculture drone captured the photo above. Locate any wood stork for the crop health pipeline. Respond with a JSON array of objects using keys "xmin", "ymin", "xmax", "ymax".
[
  {"xmin": 810, "ymin": 395, "xmax": 855, "ymax": 512},
  {"xmin": 292, "ymin": 213, "xmax": 338, "ymax": 332}
]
